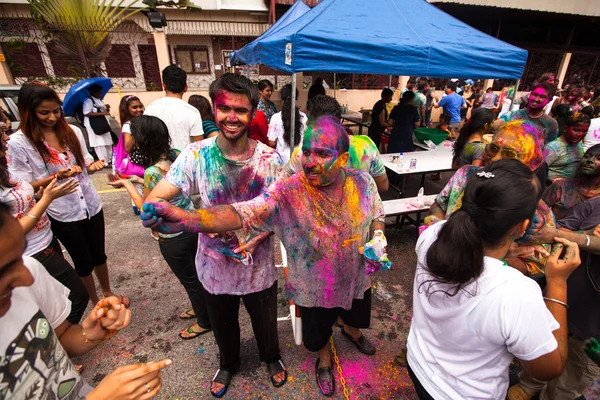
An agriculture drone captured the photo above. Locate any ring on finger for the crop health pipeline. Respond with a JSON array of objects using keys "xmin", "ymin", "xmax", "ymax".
[{"xmin": 146, "ymin": 383, "xmax": 151, "ymax": 393}]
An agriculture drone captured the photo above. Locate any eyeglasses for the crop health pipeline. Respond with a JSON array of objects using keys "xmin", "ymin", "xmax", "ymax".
[{"xmin": 485, "ymin": 143, "xmax": 520, "ymax": 160}]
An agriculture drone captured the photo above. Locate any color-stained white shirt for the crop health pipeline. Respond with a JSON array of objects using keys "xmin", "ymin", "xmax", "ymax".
[
  {"xmin": 144, "ymin": 96, "xmax": 204, "ymax": 152},
  {"xmin": 165, "ymin": 137, "xmax": 282, "ymax": 295},
  {"xmin": 0, "ymin": 178, "xmax": 53, "ymax": 256},
  {"xmin": 0, "ymin": 256, "xmax": 93, "ymax": 399},
  {"xmin": 8, "ymin": 125, "xmax": 102, "ymax": 222}
]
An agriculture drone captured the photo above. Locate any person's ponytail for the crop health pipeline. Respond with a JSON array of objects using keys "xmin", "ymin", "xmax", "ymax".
[{"xmin": 426, "ymin": 208, "xmax": 484, "ymax": 296}]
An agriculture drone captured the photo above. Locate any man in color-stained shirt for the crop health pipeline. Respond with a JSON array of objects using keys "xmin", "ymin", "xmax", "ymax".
[
  {"xmin": 141, "ymin": 116, "xmax": 386, "ymax": 397},
  {"xmin": 143, "ymin": 73, "xmax": 285, "ymax": 399},
  {"xmin": 496, "ymin": 82, "xmax": 559, "ymax": 145},
  {"xmin": 285, "ymin": 94, "xmax": 389, "ymax": 193}
]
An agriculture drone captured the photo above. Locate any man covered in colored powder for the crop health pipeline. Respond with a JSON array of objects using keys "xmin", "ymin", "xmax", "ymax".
[
  {"xmin": 285, "ymin": 94, "xmax": 389, "ymax": 193},
  {"xmin": 142, "ymin": 73, "xmax": 286, "ymax": 398},
  {"xmin": 141, "ymin": 116, "xmax": 386, "ymax": 397},
  {"xmin": 542, "ymin": 144, "xmax": 600, "ymax": 220},
  {"xmin": 427, "ymin": 119, "xmax": 600, "ymax": 270},
  {"xmin": 496, "ymin": 82, "xmax": 559, "ymax": 145},
  {"xmin": 545, "ymin": 112, "xmax": 589, "ymax": 182}
]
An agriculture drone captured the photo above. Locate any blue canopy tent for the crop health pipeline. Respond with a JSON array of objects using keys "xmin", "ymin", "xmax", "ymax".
[
  {"xmin": 234, "ymin": 0, "xmax": 528, "ymax": 156},
  {"xmin": 230, "ymin": 0, "xmax": 310, "ymax": 66},
  {"xmin": 247, "ymin": 0, "xmax": 527, "ymax": 79}
]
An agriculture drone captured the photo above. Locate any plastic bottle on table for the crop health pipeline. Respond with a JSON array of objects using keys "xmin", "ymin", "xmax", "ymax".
[{"xmin": 398, "ymin": 152, "xmax": 404, "ymax": 169}]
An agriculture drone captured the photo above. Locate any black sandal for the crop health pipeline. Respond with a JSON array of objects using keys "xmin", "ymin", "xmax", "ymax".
[
  {"xmin": 267, "ymin": 359, "xmax": 288, "ymax": 388},
  {"xmin": 210, "ymin": 369, "xmax": 233, "ymax": 398},
  {"xmin": 315, "ymin": 358, "xmax": 335, "ymax": 397}
]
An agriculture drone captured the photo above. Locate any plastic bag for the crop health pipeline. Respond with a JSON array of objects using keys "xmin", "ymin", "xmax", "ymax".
[
  {"xmin": 360, "ymin": 230, "xmax": 392, "ymax": 275},
  {"xmin": 410, "ymin": 187, "xmax": 434, "ymax": 208}
]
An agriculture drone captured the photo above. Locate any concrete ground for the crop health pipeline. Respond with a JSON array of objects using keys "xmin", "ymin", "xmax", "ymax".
[{"xmin": 74, "ymin": 169, "xmax": 599, "ymax": 399}]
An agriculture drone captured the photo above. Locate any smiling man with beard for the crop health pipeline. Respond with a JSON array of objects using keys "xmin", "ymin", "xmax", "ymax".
[
  {"xmin": 141, "ymin": 116, "xmax": 386, "ymax": 397},
  {"xmin": 143, "ymin": 73, "xmax": 285, "ymax": 398}
]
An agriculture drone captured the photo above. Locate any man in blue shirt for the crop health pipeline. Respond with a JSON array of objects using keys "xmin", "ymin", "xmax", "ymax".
[{"xmin": 432, "ymin": 81, "xmax": 466, "ymax": 137}]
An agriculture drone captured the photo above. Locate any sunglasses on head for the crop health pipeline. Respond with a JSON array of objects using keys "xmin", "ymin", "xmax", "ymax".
[{"xmin": 485, "ymin": 143, "xmax": 520, "ymax": 160}]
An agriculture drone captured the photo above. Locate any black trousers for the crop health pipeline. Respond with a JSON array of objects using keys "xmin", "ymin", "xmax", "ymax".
[
  {"xmin": 300, "ymin": 289, "xmax": 372, "ymax": 352},
  {"xmin": 203, "ymin": 281, "xmax": 280, "ymax": 372},
  {"xmin": 407, "ymin": 362, "xmax": 436, "ymax": 400},
  {"xmin": 158, "ymin": 231, "xmax": 210, "ymax": 329},
  {"xmin": 48, "ymin": 209, "xmax": 107, "ymax": 277},
  {"xmin": 31, "ymin": 238, "xmax": 89, "ymax": 324}
]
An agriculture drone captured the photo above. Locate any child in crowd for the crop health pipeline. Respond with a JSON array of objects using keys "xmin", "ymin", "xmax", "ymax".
[
  {"xmin": 452, "ymin": 108, "xmax": 495, "ymax": 168},
  {"xmin": 113, "ymin": 95, "xmax": 145, "ymax": 215},
  {"xmin": 108, "ymin": 115, "xmax": 211, "ymax": 341}
]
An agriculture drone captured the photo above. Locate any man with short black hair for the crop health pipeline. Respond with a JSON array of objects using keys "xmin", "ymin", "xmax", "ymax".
[
  {"xmin": 497, "ymin": 82, "xmax": 559, "ymax": 144},
  {"xmin": 143, "ymin": 73, "xmax": 285, "ymax": 398},
  {"xmin": 144, "ymin": 65, "xmax": 204, "ymax": 151},
  {"xmin": 142, "ymin": 116, "xmax": 386, "ymax": 397},
  {"xmin": 432, "ymin": 81, "xmax": 466, "ymax": 136},
  {"xmin": 414, "ymin": 79, "xmax": 428, "ymax": 126},
  {"xmin": 368, "ymin": 88, "xmax": 394, "ymax": 149}
]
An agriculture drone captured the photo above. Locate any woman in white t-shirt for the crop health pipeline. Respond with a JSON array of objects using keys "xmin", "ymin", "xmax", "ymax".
[
  {"xmin": 0, "ymin": 130, "xmax": 89, "ymax": 323},
  {"xmin": 267, "ymin": 84, "xmax": 307, "ymax": 163},
  {"xmin": 407, "ymin": 159, "xmax": 580, "ymax": 400}
]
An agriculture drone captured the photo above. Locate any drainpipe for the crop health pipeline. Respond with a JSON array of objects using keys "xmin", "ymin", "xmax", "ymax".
[{"xmin": 271, "ymin": 0, "xmax": 276, "ymax": 24}]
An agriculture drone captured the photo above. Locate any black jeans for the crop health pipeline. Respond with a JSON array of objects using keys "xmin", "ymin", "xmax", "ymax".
[
  {"xmin": 31, "ymin": 238, "xmax": 89, "ymax": 324},
  {"xmin": 407, "ymin": 362, "xmax": 436, "ymax": 400},
  {"xmin": 203, "ymin": 281, "xmax": 280, "ymax": 372},
  {"xmin": 158, "ymin": 231, "xmax": 210, "ymax": 329}
]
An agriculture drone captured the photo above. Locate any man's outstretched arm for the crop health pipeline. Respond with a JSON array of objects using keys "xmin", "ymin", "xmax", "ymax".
[{"xmin": 141, "ymin": 201, "xmax": 243, "ymax": 234}]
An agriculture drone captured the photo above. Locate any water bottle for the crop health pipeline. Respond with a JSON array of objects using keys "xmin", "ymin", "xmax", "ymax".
[{"xmin": 398, "ymin": 153, "xmax": 404, "ymax": 169}]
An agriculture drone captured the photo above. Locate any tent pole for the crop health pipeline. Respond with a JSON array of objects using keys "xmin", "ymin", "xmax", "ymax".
[
  {"xmin": 510, "ymin": 79, "xmax": 520, "ymax": 110},
  {"xmin": 333, "ymin": 72, "xmax": 336, "ymax": 99},
  {"xmin": 290, "ymin": 73, "xmax": 297, "ymax": 159},
  {"xmin": 388, "ymin": 75, "xmax": 392, "ymax": 88}
]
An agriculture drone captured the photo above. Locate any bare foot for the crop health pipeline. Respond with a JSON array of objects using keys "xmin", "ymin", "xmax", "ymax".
[{"xmin": 211, "ymin": 382, "xmax": 225, "ymax": 396}]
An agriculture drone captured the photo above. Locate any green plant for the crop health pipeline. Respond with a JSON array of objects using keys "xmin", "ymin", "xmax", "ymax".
[{"xmin": 28, "ymin": 0, "xmax": 146, "ymax": 77}]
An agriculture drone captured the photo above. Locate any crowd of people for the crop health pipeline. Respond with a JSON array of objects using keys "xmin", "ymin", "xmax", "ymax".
[{"xmin": 1, "ymin": 64, "xmax": 600, "ymax": 400}]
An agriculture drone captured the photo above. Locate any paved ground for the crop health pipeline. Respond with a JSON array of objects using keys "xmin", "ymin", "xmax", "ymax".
[{"xmin": 73, "ymin": 169, "xmax": 599, "ymax": 399}]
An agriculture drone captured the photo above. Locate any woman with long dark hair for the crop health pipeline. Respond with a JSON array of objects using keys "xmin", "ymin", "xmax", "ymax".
[
  {"xmin": 257, "ymin": 79, "xmax": 277, "ymax": 123},
  {"xmin": 188, "ymin": 95, "xmax": 219, "ymax": 139},
  {"xmin": 7, "ymin": 83, "xmax": 128, "ymax": 308},
  {"xmin": 267, "ymin": 84, "xmax": 308, "ymax": 162},
  {"xmin": 108, "ymin": 115, "xmax": 211, "ymax": 340},
  {"xmin": 1, "ymin": 130, "xmax": 88, "ymax": 323},
  {"xmin": 408, "ymin": 159, "xmax": 580, "ymax": 399},
  {"xmin": 452, "ymin": 107, "xmax": 495, "ymax": 168}
]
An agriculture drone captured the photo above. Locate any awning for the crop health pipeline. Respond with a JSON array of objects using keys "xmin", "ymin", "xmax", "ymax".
[
  {"xmin": 428, "ymin": 0, "xmax": 600, "ymax": 17},
  {"xmin": 132, "ymin": 16, "xmax": 270, "ymax": 36}
]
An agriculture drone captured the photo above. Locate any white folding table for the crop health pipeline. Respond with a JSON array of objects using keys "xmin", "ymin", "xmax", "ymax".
[{"xmin": 383, "ymin": 140, "xmax": 454, "ymax": 194}]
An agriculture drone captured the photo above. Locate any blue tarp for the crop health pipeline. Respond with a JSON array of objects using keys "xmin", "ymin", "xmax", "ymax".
[
  {"xmin": 241, "ymin": 0, "xmax": 528, "ymax": 79},
  {"xmin": 230, "ymin": 0, "xmax": 310, "ymax": 66}
]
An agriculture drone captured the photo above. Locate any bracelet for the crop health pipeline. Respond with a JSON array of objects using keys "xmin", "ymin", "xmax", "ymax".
[
  {"xmin": 25, "ymin": 214, "xmax": 39, "ymax": 222},
  {"xmin": 585, "ymin": 234, "xmax": 591, "ymax": 247},
  {"xmin": 543, "ymin": 296, "xmax": 569, "ymax": 308},
  {"xmin": 81, "ymin": 330, "xmax": 106, "ymax": 345}
]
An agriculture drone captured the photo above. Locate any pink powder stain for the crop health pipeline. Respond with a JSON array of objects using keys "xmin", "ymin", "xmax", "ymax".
[{"xmin": 593, "ymin": 128, "xmax": 600, "ymax": 140}]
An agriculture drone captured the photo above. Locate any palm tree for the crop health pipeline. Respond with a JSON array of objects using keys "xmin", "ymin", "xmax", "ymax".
[{"xmin": 28, "ymin": 0, "xmax": 146, "ymax": 77}]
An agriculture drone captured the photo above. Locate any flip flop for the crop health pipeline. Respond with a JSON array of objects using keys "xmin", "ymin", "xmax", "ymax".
[
  {"xmin": 210, "ymin": 369, "xmax": 233, "ymax": 398},
  {"xmin": 267, "ymin": 359, "xmax": 288, "ymax": 388},
  {"xmin": 179, "ymin": 309, "xmax": 195, "ymax": 320},
  {"xmin": 179, "ymin": 325, "xmax": 212, "ymax": 340}
]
